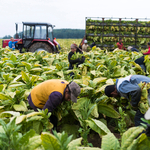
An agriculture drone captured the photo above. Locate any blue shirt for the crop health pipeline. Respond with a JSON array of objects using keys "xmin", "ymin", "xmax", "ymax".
[
  {"xmin": 116, "ymin": 75, "xmax": 150, "ymax": 107},
  {"xmin": 8, "ymin": 41, "xmax": 18, "ymax": 50}
]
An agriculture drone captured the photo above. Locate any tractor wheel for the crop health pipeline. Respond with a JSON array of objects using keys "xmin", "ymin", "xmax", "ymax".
[{"xmin": 28, "ymin": 42, "xmax": 53, "ymax": 53}]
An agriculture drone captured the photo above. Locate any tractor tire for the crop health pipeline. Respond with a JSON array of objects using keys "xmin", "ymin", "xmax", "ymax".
[{"xmin": 28, "ymin": 42, "xmax": 53, "ymax": 53}]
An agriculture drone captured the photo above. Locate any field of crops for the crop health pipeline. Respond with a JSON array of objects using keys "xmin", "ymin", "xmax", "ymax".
[
  {"xmin": 0, "ymin": 39, "xmax": 150, "ymax": 149},
  {"xmin": 0, "ymin": 39, "xmax": 2, "ymax": 48}
]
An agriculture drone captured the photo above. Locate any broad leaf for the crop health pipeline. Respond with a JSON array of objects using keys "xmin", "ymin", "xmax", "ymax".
[
  {"xmin": 101, "ymin": 133, "xmax": 120, "ymax": 150},
  {"xmin": 16, "ymin": 115, "xmax": 26, "ymax": 124},
  {"xmin": 28, "ymin": 135, "xmax": 42, "ymax": 150},
  {"xmin": 21, "ymin": 71, "xmax": 30, "ymax": 83},
  {"xmin": 13, "ymin": 101, "xmax": 28, "ymax": 112},
  {"xmin": 121, "ymin": 126, "xmax": 145, "ymax": 150},
  {"xmin": 0, "ymin": 93, "xmax": 12, "ymax": 100},
  {"xmin": 68, "ymin": 137, "xmax": 82, "ymax": 150},
  {"xmin": 86, "ymin": 118, "xmax": 110, "ymax": 136},
  {"xmin": 41, "ymin": 132, "xmax": 61, "ymax": 150},
  {"xmin": 98, "ymin": 103, "xmax": 120, "ymax": 118}
]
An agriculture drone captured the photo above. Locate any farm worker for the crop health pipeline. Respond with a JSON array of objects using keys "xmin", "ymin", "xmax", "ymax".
[
  {"xmin": 68, "ymin": 44, "xmax": 85, "ymax": 77},
  {"xmin": 116, "ymin": 38, "xmax": 126, "ymax": 50},
  {"xmin": 28, "ymin": 79, "xmax": 81, "ymax": 129},
  {"xmin": 127, "ymin": 46, "xmax": 139, "ymax": 52},
  {"xmin": 82, "ymin": 40, "xmax": 89, "ymax": 52},
  {"xmin": 117, "ymin": 38, "xmax": 139, "ymax": 52},
  {"xmin": 104, "ymin": 75, "xmax": 150, "ymax": 127},
  {"xmin": 135, "ymin": 42, "xmax": 150, "ymax": 72},
  {"xmin": 8, "ymin": 37, "xmax": 21, "ymax": 50}
]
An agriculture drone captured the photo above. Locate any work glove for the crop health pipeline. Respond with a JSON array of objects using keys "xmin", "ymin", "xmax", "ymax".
[
  {"xmin": 80, "ymin": 56, "xmax": 85, "ymax": 63},
  {"xmin": 146, "ymin": 124, "xmax": 150, "ymax": 137}
]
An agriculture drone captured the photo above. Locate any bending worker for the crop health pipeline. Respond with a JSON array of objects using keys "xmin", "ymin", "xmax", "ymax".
[
  {"xmin": 135, "ymin": 42, "xmax": 150, "ymax": 72},
  {"xmin": 28, "ymin": 79, "xmax": 81, "ymax": 129},
  {"xmin": 105, "ymin": 75, "xmax": 150, "ymax": 126},
  {"xmin": 117, "ymin": 38, "xmax": 139, "ymax": 52}
]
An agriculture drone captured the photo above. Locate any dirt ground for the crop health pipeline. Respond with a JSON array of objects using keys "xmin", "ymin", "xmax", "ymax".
[{"xmin": 87, "ymin": 125, "xmax": 121, "ymax": 148}]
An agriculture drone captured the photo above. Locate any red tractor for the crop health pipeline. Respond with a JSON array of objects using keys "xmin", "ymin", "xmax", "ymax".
[{"xmin": 2, "ymin": 22, "xmax": 61, "ymax": 53}]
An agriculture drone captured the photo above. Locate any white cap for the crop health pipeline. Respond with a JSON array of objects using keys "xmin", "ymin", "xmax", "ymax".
[
  {"xmin": 145, "ymin": 108, "xmax": 150, "ymax": 120},
  {"xmin": 84, "ymin": 40, "xmax": 87, "ymax": 44},
  {"xmin": 127, "ymin": 46, "xmax": 133, "ymax": 50}
]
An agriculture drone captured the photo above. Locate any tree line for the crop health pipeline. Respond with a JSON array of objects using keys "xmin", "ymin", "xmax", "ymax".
[{"xmin": 2, "ymin": 29, "xmax": 85, "ymax": 39}]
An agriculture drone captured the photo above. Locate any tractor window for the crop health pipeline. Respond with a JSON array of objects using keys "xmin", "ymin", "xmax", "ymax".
[
  {"xmin": 34, "ymin": 25, "xmax": 47, "ymax": 39},
  {"xmin": 23, "ymin": 25, "xmax": 34, "ymax": 39},
  {"xmin": 41, "ymin": 26, "xmax": 46, "ymax": 39},
  {"xmin": 48, "ymin": 27, "xmax": 53, "ymax": 41},
  {"xmin": 34, "ymin": 26, "xmax": 40, "ymax": 39}
]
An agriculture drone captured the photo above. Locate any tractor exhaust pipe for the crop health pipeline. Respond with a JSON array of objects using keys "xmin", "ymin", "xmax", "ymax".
[{"xmin": 15, "ymin": 23, "xmax": 19, "ymax": 39}]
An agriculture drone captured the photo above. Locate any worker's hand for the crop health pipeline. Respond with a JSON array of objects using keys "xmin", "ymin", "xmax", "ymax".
[
  {"xmin": 131, "ymin": 103, "xmax": 138, "ymax": 111},
  {"xmin": 146, "ymin": 124, "xmax": 150, "ymax": 137},
  {"xmin": 80, "ymin": 56, "xmax": 85, "ymax": 63}
]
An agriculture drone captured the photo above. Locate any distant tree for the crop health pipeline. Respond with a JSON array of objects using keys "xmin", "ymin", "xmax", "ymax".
[
  {"xmin": 2, "ymin": 35, "xmax": 12, "ymax": 39},
  {"xmin": 53, "ymin": 29, "xmax": 85, "ymax": 39},
  {"xmin": 9, "ymin": 29, "xmax": 85, "ymax": 39}
]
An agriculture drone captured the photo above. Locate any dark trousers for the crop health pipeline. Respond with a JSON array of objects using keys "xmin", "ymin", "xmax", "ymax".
[
  {"xmin": 28, "ymin": 94, "xmax": 58, "ymax": 129},
  {"xmin": 135, "ymin": 56, "xmax": 146, "ymax": 72},
  {"xmin": 131, "ymin": 47, "xmax": 139, "ymax": 52},
  {"xmin": 134, "ymin": 109, "xmax": 147, "ymax": 126}
]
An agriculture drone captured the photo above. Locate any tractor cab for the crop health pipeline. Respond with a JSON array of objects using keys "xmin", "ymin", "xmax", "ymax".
[{"xmin": 3, "ymin": 22, "xmax": 60, "ymax": 53}]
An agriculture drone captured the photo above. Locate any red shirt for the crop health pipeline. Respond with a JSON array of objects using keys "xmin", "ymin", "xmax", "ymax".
[
  {"xmin": 117, "ymin": 42, "xmax": 126, "ymax": 50},
  {"xmin": 143, "ymin": 47, "xmax": 150, "ymax": 55}
]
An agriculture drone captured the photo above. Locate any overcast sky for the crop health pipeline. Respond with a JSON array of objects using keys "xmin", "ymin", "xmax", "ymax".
[{"xmin": 0, "ymin": 0, "xmax": 149, "ymax": 37}]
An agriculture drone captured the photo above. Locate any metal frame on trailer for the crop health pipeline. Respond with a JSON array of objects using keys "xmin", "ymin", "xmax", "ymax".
[{"xmin": 85, "ymin": 17, "xmax": 150, "ymax": 50}]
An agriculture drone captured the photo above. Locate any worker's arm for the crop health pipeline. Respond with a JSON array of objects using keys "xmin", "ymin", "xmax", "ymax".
[
  {"xmin": 8, "ymin": 42, "xmax": 12, "ymax": 48},
  {"xmin": 119, "ymin": 81, "xmax": 141, "ymax": 107},
  {"xmin": 43, "ymin": 92, "xmax": 63, "ymax": 113},
  {"xmin": 129, "ymin": 87, "xmax": 141, "ymax": 107},
  {"xmin": 117, "ymin": 42, "xmax": 122, "ymax": 49},
  {"xmin": 143, "ymin": 48, "xmax": 150, "ymax": 55},
  {"xmin": 123, "ymin": 46, "xmax": 127, "ymax": 50},
  {"xmin": 68, "ymin": 52, "xmax": 81, "ymax": 64}
]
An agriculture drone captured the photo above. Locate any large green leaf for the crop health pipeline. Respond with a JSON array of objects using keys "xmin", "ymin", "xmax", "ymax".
[
  {"xmin": 22, "ymin": 62, "xmax": 32, "ymax": 71},
  {"xmin": 41, "ymin": 132, "xmax": 61, "ymax": 150},
  {"xmin": 93, "ymin": 77, "xmax": 107, "ymax": 85},
  {"xmin": 72, "ymin": 97, "xmax": 89, "ymax": 110},
  {"xmin": 90, "ymin": 104, "xmax": 99, "ymax": 118},
  {"xmin": 121, "ymin": 126, "xmax": 145, "ymax": 150},
  {"xmin": 10, "ymin": 53, "xmax": 17, "ymax": 63},
  {"xmin": 8, "ymin": 82, "xmax": 26, "ymax": 88},
  {"xmin": 98, "ymin": 103, "xmax": 120, "ymax": 118},
  {"xmin": 21, "ymin": 71, "xmax": 30, "ymax": 83},
  {"xmin": 30, "ymin": 68, "xmax": 43, "ymax": 72},
  {"xmin": 28, "ymin": 135, "xmax": 42, "ymax": 150},
  {"xmin": 27, "ymin": 112, "xmax": 43, "ymax": 118},
  {"xmin": 101, "ymin": 133, "xmax": 120, "ymax": 150},
  {"xmin": 68, "ymin": 137, "xmax": 82, "ymax": 150},
  {"xmin": 33, "ymin": 121, "xmax": 43, "ymax": 134},
  {"xmin": 138, "ymin": 133, "xmax": 150, "ymax": 150},
  {"xmin": 16, "ymin": 115, "xmax": 27, "ymax": 124},
  {"xmin": 86, "ymin": 118, "xmax": 110, "ymax": 136},
  {"xmin": 0, "ymin": 84, "xmax": 7, "ymax": 92},
  {"xmin": 18, "ymin": 129, "xmax": 35, "ymax": 146},
  {"xmin": 0, "ymin": 93, "xmax": 12, "ymax": 100},
  {"xmin": 77, "ymin": 147, "xmax": 102, "ymax": 150},
  {"xmin": 13, "ymin": 101, "xmax": 28, "ymax": 112},
  {"xmin": 1, "ymin": 111, "xmax": 20, "ymax": 117}
]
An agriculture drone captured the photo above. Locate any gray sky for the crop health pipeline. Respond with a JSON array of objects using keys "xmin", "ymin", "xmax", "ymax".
[{"xmin": 0, "ymin": 0, "xmax": 149, "ymax": 37}]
